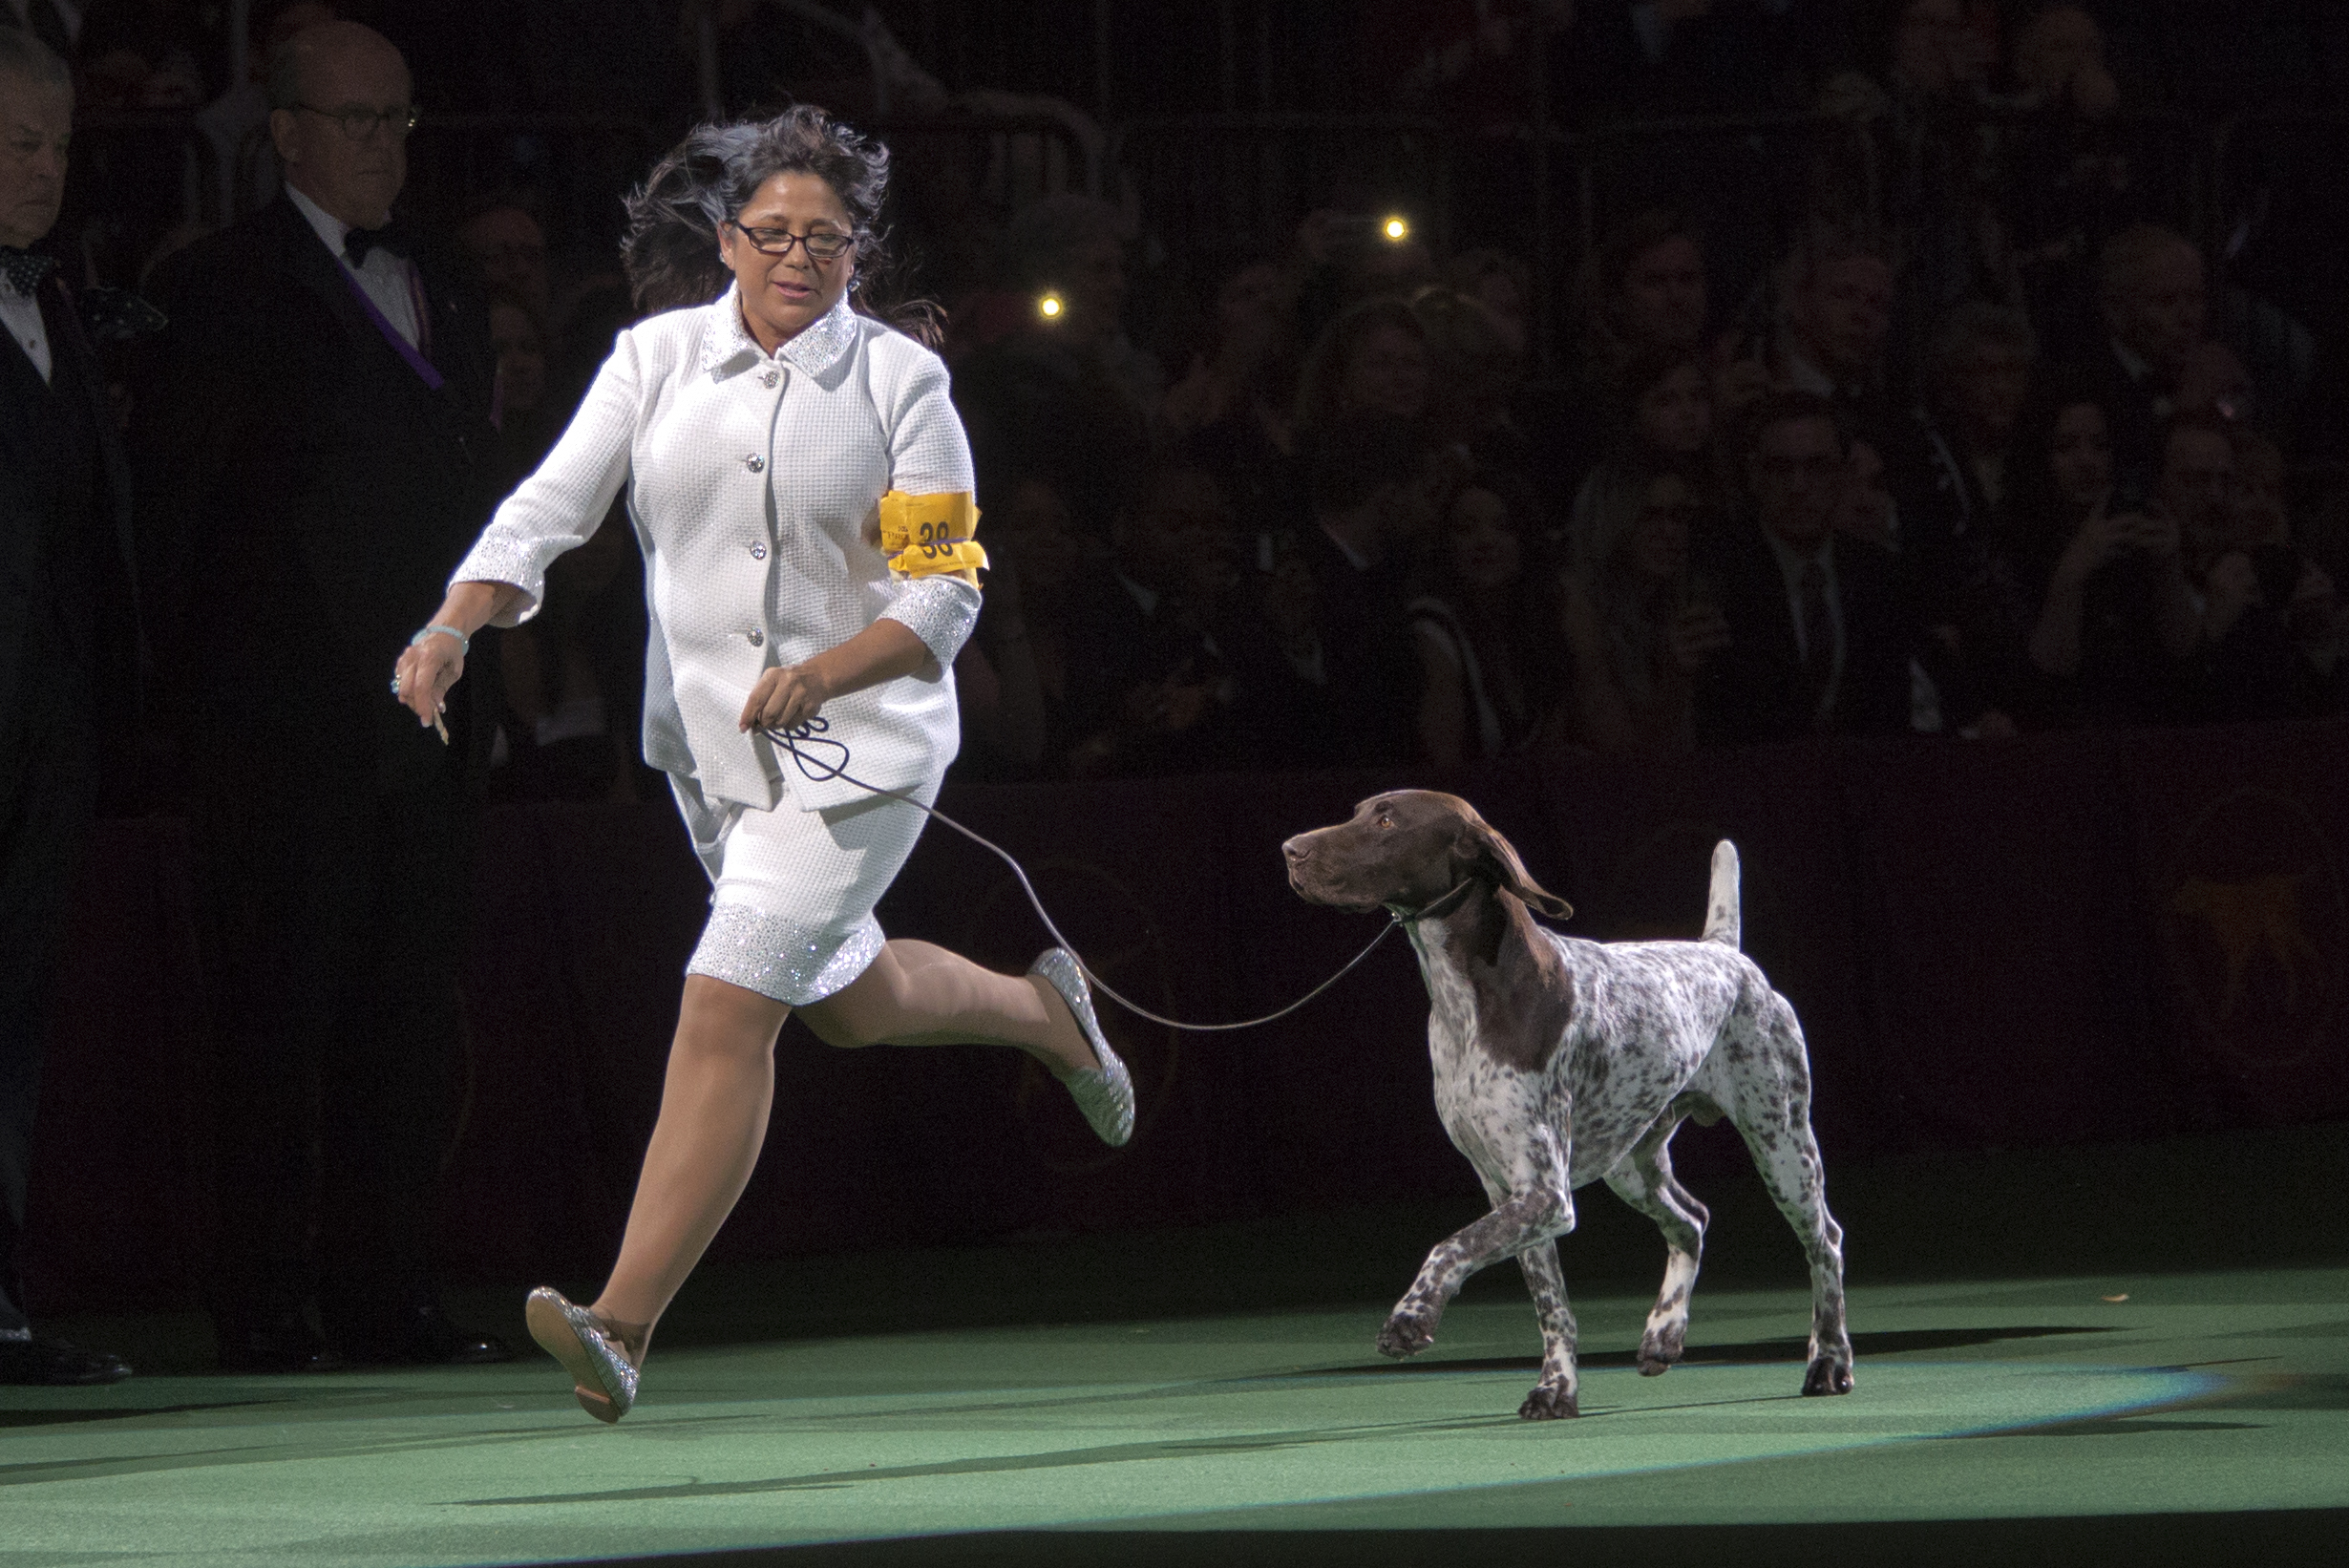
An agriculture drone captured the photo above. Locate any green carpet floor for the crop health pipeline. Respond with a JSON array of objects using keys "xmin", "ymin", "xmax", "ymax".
[
  {"xmin": 12, "ymin": 1124, "xmax": 2349, "ymax": 1566},
  {"xmin": 8, "ymin": 1268, "xmax": 2344, "ymax": 1568}
]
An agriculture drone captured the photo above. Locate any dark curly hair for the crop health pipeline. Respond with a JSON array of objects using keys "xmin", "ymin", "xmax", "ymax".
[{"xmin": 622, "ymin": 105, "xmax": 940, "ymax": 345}]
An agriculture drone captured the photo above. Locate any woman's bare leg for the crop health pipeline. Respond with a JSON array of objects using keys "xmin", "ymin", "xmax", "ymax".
[
  {"xmin": 797, "ymin": 940, "xmax": 1098, "ymax": 1074},
  {"xmin": 580, "ymin": 942, "xmax": 1094, "ymax": 1378},
  {"xmin": 589, "ymin": 974, "xmax": 791, "ymax": 1364}
]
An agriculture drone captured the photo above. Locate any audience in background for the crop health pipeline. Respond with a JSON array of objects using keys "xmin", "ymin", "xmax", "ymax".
[
  {"xmin": 1697, "ymin": 394, "xmax": 1914, "ymax": 744},
  {"xmin": 1297, "ymin": 413, "xmax": 1440, "ymax": 766},
  {"xmin": 2011, "ymin": 394, "xmax": 2201, "ymax": 728},
  {"xmin": 10, "ymin": 0, "xmax": 2345, "ymax": 812},
  {"xmin": 1561, "ymin": 462, "xmax": 1725, "ymax": 756},
  {"xmin": 1407, "ymin": 468, "xmax": 1564, "ymax": 767},
  {"xmin": 1293, "ymin": 294, "xmax": 1431, "ymax": 440}
]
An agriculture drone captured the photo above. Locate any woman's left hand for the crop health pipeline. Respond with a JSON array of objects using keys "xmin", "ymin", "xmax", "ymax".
[{"xmin": 740, "ymin": 659, "xmax": 835, "ymax": 733}]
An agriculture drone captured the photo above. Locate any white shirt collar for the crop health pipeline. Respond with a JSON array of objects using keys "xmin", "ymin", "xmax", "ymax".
[
  {"xmin": 704, "ymin": 287, "xmax": 861, "ymax": 380},
  {"xmin": 286, "ymin": 183, "xmax": 353, "ymax": 260}
]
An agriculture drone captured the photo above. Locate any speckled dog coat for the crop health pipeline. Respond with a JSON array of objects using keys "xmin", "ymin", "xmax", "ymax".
[{"xmin": 1283, "ymin": 791, "xmax": 1853, "ymax": 1420}]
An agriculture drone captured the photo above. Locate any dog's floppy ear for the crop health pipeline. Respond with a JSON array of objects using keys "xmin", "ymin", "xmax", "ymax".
[{"xmin": 1458, "ymin": 814, "xmax": 1573, "ymax": 922}]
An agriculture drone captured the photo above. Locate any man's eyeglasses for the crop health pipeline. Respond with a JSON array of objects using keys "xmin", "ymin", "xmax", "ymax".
[
  {"xmin": 728, "ymin": 221, "xmax": 855, "ymax": 264},
  {"xmin": 293, "ymin": 102, "xmax": 421, "ymax": 141}
]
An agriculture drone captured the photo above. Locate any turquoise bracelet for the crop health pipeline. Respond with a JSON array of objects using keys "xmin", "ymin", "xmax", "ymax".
[{"xmin": 412, "ymin": 624, "xmax": 470, "ymax": 656}]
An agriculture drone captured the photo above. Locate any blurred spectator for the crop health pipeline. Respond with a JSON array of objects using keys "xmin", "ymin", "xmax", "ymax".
[
  {"xmin": 1576, "ymin": 207, "xmax": 1710, "ymax": 368},
  {"xmin": 1696, "ymin": 392, "xmax": 1915, "ymax": 741},
  {"xmin": 1293, "ymin": 295, "xmax": 1431, "ymax": 440},
  {"xmin": 1561, "ymin": 463, "xmax": 1725, "ymax": 754},
  {"xmin": 1566, "ymin": 1, "xmax": 1851, "ymax": 122},
  {"xmin": 1817, "ymin": 0, "xmax": 2003, "ymax": 370},
  {"xmin": 73, "ymin": 0, "xmax": 210, "ymax": 108},
  {"xmin": 1443, "ymin": 247, "xmax": 1534, "ymax": 358},
  {"xmin": 1061, "ymin": 467, "xmax": 1289, "ymax": 778},
  {"xmin": 1288, "ymin": 206, "xmax": 1441, "ymax": 340},
  {"xmin": 2001, "ymin": 4, "xmax": 2128, "ymax": 343},
  {"xmin": 1160, "ymin": 259, "xmax": 1304, "ymax": 542},
  {"xmin": 1565, "ymin": 344, "xmax": 1718, "ymax": 557},
  {"xmin": 2077, "ymin": 224, "xmax": 2213, "ymax": 491},
  {"xmin": 1918, "ymin": 302, "xmax": 2036, "ymax": 539},
  {"xmin": 1297, "ymin": 413, "xmax": 1442, "ymax": 765},
  {"xmin": 955, "ymin": 195, "xmax": 1154, "ymax": 535},
  {"xmin": 960, "ymin": 475, "xmax": 1089, "ymax": 777},
  {"xmin": 2003, "ymin": 394, "xmax": 2201, "ymax": 726},
  {"xmin": 0, "ymin": 21, "xmax": 137, "ymax": 1388},
  {"xmin": 1410, "ymin": 283, "xmax": 1530, "ymax": 469},
  {"xmin": 1407, "ymin": 468, "xmax": 1567, "ymax": 766},
  {"xmin": 1770, "ymin": 224, "xmax": 1894, "ymax": 406},
  {"xmin": 135, "ymin": 19, "xmax": 508, "ymax": 1373},
  {"xmin": 2177, "ymin": 420, "xmax": 2341, "ymax": 721},
  {"xmin": 999, "ymin": 192, "xmax": 1160, "ymax": 415},
  {"xmin": 459, "ymin": 200, "xmax": 551, "ymax": 322},
  {"xmin": 198, "ymin": 1, "xmax": 336, "ymax": 220},
  {"xmin": 2, "ymin": 1, "xmax": 78, "ymax": 59},
  {"xmin": 493, "ymin": 500, "xmax": 645, "ymax": 803},
  {"xmin": 951, "ymin": 548, "xmax": 1050, "ymax": 780}
]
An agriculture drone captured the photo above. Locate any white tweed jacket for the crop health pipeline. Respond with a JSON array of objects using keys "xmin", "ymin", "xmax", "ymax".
[{"xmin": 453, "ymin": 290, "xmax": 981, "ymax": 813}]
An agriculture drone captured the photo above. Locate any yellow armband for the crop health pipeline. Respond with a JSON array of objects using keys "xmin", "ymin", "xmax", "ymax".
[{"xmin": 878, "ymin": 490, "xmax": 988, "ymax": 582}]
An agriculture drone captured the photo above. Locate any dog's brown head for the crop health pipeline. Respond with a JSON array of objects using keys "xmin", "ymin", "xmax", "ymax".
[{"xmin": 1281, "ymin": 791, "xmax": 1572, "ymax": 922}]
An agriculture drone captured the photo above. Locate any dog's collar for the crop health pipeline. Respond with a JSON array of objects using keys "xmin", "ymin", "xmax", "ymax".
[{"xmin": 1391, "ymin": 878, "xmax": 1478, "ymax": 924}]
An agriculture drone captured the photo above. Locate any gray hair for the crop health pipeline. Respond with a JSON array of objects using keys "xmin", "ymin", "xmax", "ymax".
[{"xmin": 0, "ymin": 26, "xmax": 73, "ymax": 91}]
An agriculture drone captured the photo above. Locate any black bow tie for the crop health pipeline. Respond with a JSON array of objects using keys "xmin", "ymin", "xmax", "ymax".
[
  {"xmin": 0, "ymin": 246, "xmax": 57, "ymax": 295},
  {"xmin": 342, "ymin": 222, "xmax": 413, "ymax": 267}
]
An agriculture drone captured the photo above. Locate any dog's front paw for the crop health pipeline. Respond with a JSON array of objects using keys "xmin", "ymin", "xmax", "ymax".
[
  {"xmin": 1518, "ymin": 1382, "xmax": 1578, "ymax": 1420},
  {"xmin": 1802, "ymin": 1355, "xmax": 1854, "ymax": 1397},
  {"xmin": 1637, "ymin": 1323, "xmax": 1686, "ymax": 1377},
  {"xmin": 1376, "ymin": 1305, "xmax": 1437, "ymax": 1360}
]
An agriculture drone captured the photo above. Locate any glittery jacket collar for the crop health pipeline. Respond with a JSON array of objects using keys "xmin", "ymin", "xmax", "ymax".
[{"xmin": 703, "ymin": 288, "xmax": 860, "ymax": 380}]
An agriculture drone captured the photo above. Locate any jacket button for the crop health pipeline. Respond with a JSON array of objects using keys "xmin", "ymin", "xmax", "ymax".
[
  {"xmin": 747, "ymin": 628, "xmax": 765, "ymax": 646},
  {"xmin": 745, "ymin": 454, "xmax": 766, "ymax": 472},
  {"xmin": 750, "ymin": 541, "xmax": 768, "ymax": 560},
  {"xmin": 760, "ymin": 370, "xmax": 779, "ymax": 388}
]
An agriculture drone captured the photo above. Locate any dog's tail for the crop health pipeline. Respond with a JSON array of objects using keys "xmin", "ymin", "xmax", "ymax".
[{"xmin": 1702, "ymin": 840, "xmax": 1741, "ymax": 949}]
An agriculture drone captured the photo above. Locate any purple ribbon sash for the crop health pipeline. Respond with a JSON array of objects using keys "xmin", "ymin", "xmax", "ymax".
[{"xmin": 337, "ymin": 259, "xmax": 444, "ymax": 392}]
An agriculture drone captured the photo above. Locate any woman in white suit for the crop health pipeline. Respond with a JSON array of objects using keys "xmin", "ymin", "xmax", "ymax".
[{"xmin": 391, "ymin": 108, "xmax": 1132, "ymax": 1424}]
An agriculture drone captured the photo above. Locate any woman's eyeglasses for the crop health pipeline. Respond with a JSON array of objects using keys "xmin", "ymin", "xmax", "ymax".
[{"xmin": 729, "ymin": 222, "xmax": 855, "ymax": 263}]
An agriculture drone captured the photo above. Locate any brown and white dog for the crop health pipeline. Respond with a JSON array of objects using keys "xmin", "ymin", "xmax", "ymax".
[{"xmin": 1283, "ymin": 791, "xmax": 1852, "ymax": 1419}]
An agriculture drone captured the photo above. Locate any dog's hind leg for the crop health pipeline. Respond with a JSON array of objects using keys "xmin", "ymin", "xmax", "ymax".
[
  {"xmin": 1514, "ymin": 1240, "xmax": 1580, "ymax": 1419},
  {"xmin": 1722, "ymin": 997, "xmax": 1853, "ymax": 1397},
  {"xmin": 1604, "ymin": 1112, "xmax": 1710, "ymax": 1377}
]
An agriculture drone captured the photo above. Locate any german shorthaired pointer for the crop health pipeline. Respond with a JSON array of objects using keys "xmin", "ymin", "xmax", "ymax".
[{"xmin": 1283, "ymin": 791, "xmax": 1852, "ymax": 1420}]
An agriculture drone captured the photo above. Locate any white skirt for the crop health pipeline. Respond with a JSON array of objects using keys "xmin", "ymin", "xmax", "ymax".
[{"xmin": 673, "ymin": 772, "xmax": 937, "ymax": 1006}]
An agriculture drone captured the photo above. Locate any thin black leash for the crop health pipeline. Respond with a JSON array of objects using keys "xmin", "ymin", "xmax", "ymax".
[{"xmin": 764, "ymin": 718, "xmax": 1462, "ymax": 1032}]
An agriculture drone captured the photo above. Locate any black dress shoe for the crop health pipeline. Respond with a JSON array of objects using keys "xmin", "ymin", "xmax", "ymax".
[
  {"xmin": 216, "ymin": 1314, "xmax": 343, "ymax": 1374},
  {"xmin": 0, "ymin": 1335, "xmax": 134, "ymax": 1386},
  {"xmin": 330, "ymin": 1301, "xmax": 514, "ymax": 1367}
]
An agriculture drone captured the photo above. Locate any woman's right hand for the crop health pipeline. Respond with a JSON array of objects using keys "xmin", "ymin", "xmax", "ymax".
[{"xmin": 392, "ymin": 630, "xmax": 466, "ymax": 729}]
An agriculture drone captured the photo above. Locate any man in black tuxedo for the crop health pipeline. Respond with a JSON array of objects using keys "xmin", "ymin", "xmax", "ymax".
[
  {"xmin": 1697, "ymin": 393, "xmax": 1915, "ymax": 745},
  {"xmin": 137, "ymin": 20, "xmax": 508, "ymax": 1372},
  {"xmin": 0, "ymin": 24, "xmax": 136, "ymax": 1388}
]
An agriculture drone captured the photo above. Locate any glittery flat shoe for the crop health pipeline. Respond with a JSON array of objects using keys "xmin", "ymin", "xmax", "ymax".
[
  {"xmin": 524, "ymin": 1286, "xmax": 638, "ymax": 1424},
  {"xmin": 1029, "ymin": 947, "xmax": 1134, "ymax": 1147}
]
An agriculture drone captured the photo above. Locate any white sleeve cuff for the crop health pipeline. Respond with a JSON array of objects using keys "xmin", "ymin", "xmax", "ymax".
[{"xmin": 879, "ymin": 576, "xmax": 982, "ymax": 667}]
